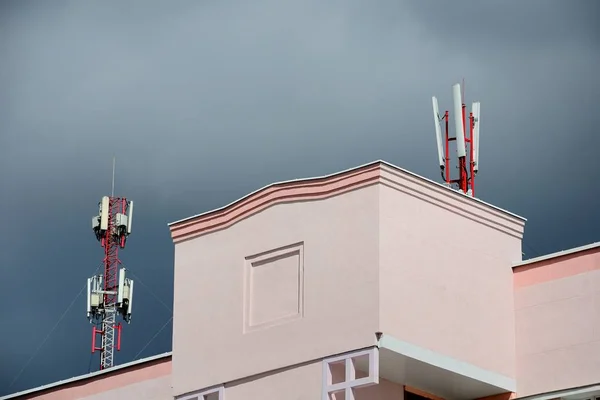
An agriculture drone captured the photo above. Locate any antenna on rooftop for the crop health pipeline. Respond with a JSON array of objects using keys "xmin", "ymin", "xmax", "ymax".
[
  {"xmin": 431, "ymin": 82, "xmax": 481, "ymax": 197},
  {"xmin": 87, "ymin": 160, "xmax": 135, "ymax": 371}
]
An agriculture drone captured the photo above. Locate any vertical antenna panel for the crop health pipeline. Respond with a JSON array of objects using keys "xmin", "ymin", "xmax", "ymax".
[
  {"xmin": 127, "ymin": 281, "xmax": 134, "ymax": 318},
  {"xmin": 472, "ymin": 102, "xmax": 481, "ymax": 172},
  {"xmin": 87, "ymin": 278, "xmax": 92, "ymax": 316},
  {"xmin": 117, "ymin": 268, "xmax": 126, "ymax": 304},
  {"xmin": 126, "ymin": 201, "xmax": 134, "ymax": 235},
  {"xmin": 452, "ymin": 83, "xmax": 466, "ymax": 158},
  {"xmin": 431, "ymin": 96, "xmax": 445, "ymax": 167},
  {"xmin": 100, "ymin": 196, "xmax": 110, "ymax": 231}
]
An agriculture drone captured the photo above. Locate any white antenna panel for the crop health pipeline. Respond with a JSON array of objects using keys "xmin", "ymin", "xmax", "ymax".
[
  {"xmin": 100, "ymin": 196, "xmax": 110, "ymax": 231},
  {"xmin": 86, "ymin": 278, "xmax": 92, "ymax": 315},
  {"xmin": 118, "ymin": 268, "xmax": 126, "ymax": 304},
  {"xmin": 127, "ymin": 201, "xmax": 134, "ymax": 235},
  {"xmin": 452, "ymin": 83, "xmax": 466, "ymax": 158},
  {"xmin": 127, "ymin": 280, "xmax": 134, "ymax": 319},
  {"xmin": 87, "ymin": 275, "xmax": 103, "ymax": 318},
  {"xmin": 472, "ymin": 102, "xmax": 481, "ymax": 172},
  {"xmin": 431, "ymin": 96, "xmax": 445, "ymax": 167}
]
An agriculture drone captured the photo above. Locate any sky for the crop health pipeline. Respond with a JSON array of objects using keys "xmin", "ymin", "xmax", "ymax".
[{"xmin": 0, "ymin": 0, "xmax": 599, "ymax": 395}]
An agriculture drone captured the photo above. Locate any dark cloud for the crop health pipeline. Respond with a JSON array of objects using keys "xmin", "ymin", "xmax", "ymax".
[
  {"xmin": 406, "ymin": 0, "xmax": 600, "ymax": 49},
  {"xmin": 1, "ymin": 0, "xmax": 598, "ymax": 395}
]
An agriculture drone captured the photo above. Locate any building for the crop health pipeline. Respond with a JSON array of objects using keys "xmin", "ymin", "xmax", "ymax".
[{"xmin": 3, "ymin": 160, "xmax": 599, "ymax": 400}]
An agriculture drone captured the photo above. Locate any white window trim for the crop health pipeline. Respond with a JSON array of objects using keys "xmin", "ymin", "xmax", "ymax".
[
  {"xmin": 176, "ymin": 384, "xmax": 224, "ymax": 400},
  {"xmin": 322, "ymin": 347, "xmax": 379, "ymax": 400}
]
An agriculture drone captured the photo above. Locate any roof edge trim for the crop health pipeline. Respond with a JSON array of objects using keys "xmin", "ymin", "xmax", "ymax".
[
  {"xmin": 378, "ymin": 161, "xmax": 526, "ymax": 222},
  {"xmin": 168, "ymin": 160, "xmax": 384, "ymax": 227},
  {"xmin": 513, "ymin": 241, "xmax": 600, "ymax": 268},
  {"xmin": 0, "ymin": 352, "xmax": 172, "ymax": 400},
  {"xmin": 514, "ymin": 382, "xmax": 600, "ymax": 400},
  {"xmin": 168, "ymin": 159, "xmax": 526, "ymax": 230}
]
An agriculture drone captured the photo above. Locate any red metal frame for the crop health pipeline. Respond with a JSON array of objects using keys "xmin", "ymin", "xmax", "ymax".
[
  {"xmin": 116, "ymin": 323, "xmax": 122, "ymax": 351},
  {"xmin": 92, "ymin": 326, "xmax": 101, "ymax": 353},
  {"xmin": 92, "ymin": 323, "xmax": 122, "ymax": 353},
  {"xmin": 442, "ymin": 103, "xmax": 476, "ymax": 196},
  {"xmin": 469, "ymin": 111, "xmax": 475, "ymax": 197},
  {"xmin": 444, "ymin": 111, "xmax": 450, "ymax": 183},
  {"xmin": 92, "ymin": 197, "xmax": 128, "ymax": 370}
]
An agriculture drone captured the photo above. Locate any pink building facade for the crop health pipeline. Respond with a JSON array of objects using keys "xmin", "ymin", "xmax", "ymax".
[{"xmin": 3, "ymin": 161, "xmax": 599, "ymax": 400}]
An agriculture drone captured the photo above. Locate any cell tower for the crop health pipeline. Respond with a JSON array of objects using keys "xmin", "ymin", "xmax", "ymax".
[
  {"xmin": 86, "ymin": 163, "xmax": 135, "ymax": 371},
  {"xmin": 431, "ymin": 82, "xmax": 481, "ymax": 197}
]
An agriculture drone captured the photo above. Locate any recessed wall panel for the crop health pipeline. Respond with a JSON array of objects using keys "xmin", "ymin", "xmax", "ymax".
[{"xmin": 244, "ymin": 243, "xmax": 304, "ymax": 332}]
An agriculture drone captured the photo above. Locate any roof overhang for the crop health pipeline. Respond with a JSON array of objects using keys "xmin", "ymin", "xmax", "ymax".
[{"xmin": 378, "ymin": 335, "xmax": 515, "ymax": 400}]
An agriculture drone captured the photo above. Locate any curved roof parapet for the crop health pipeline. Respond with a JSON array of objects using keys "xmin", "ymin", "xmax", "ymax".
[{"xmin": 169, "ymin": 160, "xmax": 526, "ymax": 243}]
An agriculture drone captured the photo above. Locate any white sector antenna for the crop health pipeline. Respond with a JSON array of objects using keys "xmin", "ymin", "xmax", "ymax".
[
  {"xmin": 100, "ymin": 196, "xmax": 110, "ymax": 231},
  {"xmin": 127, "ymin": 280, "xmax": 134, "ymax": 319},
  {"xmin": 118, "ymin": 268, "xmax": 126, "ymax": 304},
  {"xmin": 126, "ymin": 201, "xmax": 133, "ymax": 235},
  {"xmin": 472, "ymin": 102, "xmax": 481, "ymax": 172},
  {"xmin": 452, "ymin": 83, "xmax": 466, "ymax": 158},
  {"xmin": 86, "ymin": 278, "xmax": 91, "ymax": 316},
  {"xmin": 431, "ymin": 96, "xmax": 444, "ymax": 167}
]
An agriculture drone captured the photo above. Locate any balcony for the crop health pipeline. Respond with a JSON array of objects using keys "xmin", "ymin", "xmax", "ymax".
[{"xmin": 323, "ymin": 338, "xmax": 516, "ymax": 400}]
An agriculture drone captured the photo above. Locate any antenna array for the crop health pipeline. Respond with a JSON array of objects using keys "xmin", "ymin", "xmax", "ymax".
[
  {"xmin": 431, "ymin": 83, "xmax": 481, "ymax": 196},
  {"xmin": 86, "ymin": 161, "xmax": 135, "ymax": 371}
]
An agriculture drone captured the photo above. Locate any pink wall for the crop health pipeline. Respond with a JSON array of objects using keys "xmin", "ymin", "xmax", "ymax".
[
  {"xmin": 224, "ymin": 360, "xmax": 323, "ymax": 400},
  {"xmin": 12, "ymin": 357, "xmax": 171, "ymax": 400},
  {"xmin": 171, "ymin": 165, "xmax": 382, "ymax": 396},
  {"xmin": 378, "ymin": 166, "xmax": 524, "ymax": 380},
  {"xmin": 514, "ymin": 247, "xmax": 600, "ymax": 396},
  {"xmin": 82, "ymin": 375, "xmax": 171, "ymax": 400},
  {"xmin": 169, "ymin": 162, "xmax": 527, "ymax": 396}
]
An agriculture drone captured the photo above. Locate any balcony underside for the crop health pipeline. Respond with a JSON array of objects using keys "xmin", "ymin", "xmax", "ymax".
[{"xmin": 377, "ymin": 335, "xmax": 516, "ymax": 400}]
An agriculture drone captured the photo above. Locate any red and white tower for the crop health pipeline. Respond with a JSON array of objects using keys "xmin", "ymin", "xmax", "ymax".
[
  {"xmin": 432, "ymin": 82, "xmax": 481, "ymax": 196},
  {"xmin": 87, "ymin": 194, "xmax": 135, "ymax": 370}
]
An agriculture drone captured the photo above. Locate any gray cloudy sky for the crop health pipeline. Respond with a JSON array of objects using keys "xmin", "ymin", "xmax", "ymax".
[{"xmin": 1, "ymin": 0, "xmax": 598, "ymax": 395}]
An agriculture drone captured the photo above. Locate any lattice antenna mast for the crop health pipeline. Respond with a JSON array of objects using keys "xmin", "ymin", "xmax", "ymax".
[
  {"xmin": 87, "ymin": 159, "xmax": 135, "ymax": 371},
  {"xmin": 431, "ymin": 82, "xmax": 481, "ymax": 197}
]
